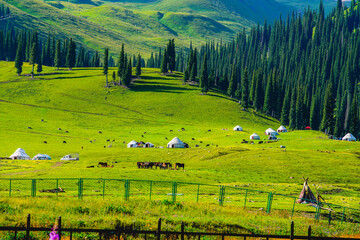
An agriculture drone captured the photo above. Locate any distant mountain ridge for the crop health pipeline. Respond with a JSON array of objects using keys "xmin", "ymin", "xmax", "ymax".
[{"xmin": 2, "ymin": 0, "xmax": 295, "ymax": 56}]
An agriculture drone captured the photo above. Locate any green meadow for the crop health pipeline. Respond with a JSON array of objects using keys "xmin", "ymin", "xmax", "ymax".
[{"xmin": 0, "ymin": 61, "xmax": 359, "ymax": 237}]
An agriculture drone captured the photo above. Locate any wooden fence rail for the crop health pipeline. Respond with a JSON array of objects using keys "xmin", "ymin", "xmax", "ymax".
[{"xmin": 0, "ymin": 215, "xmax": 360, "ymax": 240}]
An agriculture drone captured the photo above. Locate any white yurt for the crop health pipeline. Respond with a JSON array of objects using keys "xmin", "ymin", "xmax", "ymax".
[
  {"xmin": 167, "ymin": 137, "xmax": 185, "ymax": 148},
  {"xmin": 277, "ymin": 125, "xmax": 287, "ymax": 133},
  {"xmin": 233, "ymin": 125, "xmax": 243, "ymax": 131},
  {"xmin": 342, "ymin": 133, "xmax": 356, "ymax": 141},
  {"xmin": 127, "ymin": 140, "xmax": 138, "ymax": 148},
  {"xmin": 144, "ymin": 142, "xmax": 154, "ymax": 148},
  {"xmin": 9, "ymin": 148, "xmax": 31, "ymax": 160},
  {"xmin": 250, "ymin": 133, "xmax": 260, "ymax": 140},
  {"xmin": 32, "ymin": 154, "xmax": 52, "ymax": 160},
  {"xmin": 265, "ymin": 128, "xmax": 279, "ymax": 136}
]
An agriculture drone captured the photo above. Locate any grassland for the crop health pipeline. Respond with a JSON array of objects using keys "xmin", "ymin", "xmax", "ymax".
[{"xmin": 0, "ymin": 61, "xmax": 359, "ymax": 237}]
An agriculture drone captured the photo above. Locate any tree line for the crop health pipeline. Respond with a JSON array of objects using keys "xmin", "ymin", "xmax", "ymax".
[
  {"xmin": 0, "ymin": 4, "xmax": 11, "ymax": 19},
  {"xmin": 184, "ymin": 0, "xmax": 360, "ymax": 138}
]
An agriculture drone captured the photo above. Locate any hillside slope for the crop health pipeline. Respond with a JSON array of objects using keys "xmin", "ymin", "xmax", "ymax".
[{"xmin": 1, "ymin": 0, "xmax": 295, "ymax": 56}]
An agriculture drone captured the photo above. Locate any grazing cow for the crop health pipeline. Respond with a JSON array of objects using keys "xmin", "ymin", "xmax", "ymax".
[
  {"xmin": 259, "ymin": 141, "xmax": 263, "ymax": 144},
  {"xmin": 81, "ymin": 146, "xmax": 83, "ymax": 149},
  {"xmin": 199, "ymin": 141, "xmax": 203, "ymax": 143},
  {"xmin": 137, "ymin": 162, "xmax": 143, "ymax": 168},
  {"xmin": 141, "ymin": 135, "xmax": 144, "ymax": 137},
  {"xmin": 58, "ymin": 128, "xmax": 61, "ymax": 130},
  {"xmin": 195, "ymin": 145, "xmax": 199, "ymax": 147},
  {"xmin": 165, "ymin": 137, "xmax": 168, "ymax": 140},
  {"xmin": 107, "ymin": 139, "xmax": 110, "ymax": 142},
  {"xmin": 206, "ymin": 144, "xmax": 210, "ymax": 147},
  {"xmin": 28, "ymin": 127, "xmax": 32, "ymax": 129},
  {"xmin": 98, "ymin": 131, "xmax": 102, "ymax": 134},
  {"xmin": 87, "ymin": 166, "xmax": 94, "ymax": 168},
  {"xmin": 208, "ymin": 129, "xmax": 211, "ymax": 132},
  {"xmin": 63, "ymin": 141, "xmax": 67, "ymax": 144},
  {"xmin": 41, "ymin": 119, "xmax": 44, "ymax": 122},
  {"xmin": 181, "ymin": 128, "xmax": 185, "ymax": 131},
  {"xmin": 98, "ymin": 162, "xmax": 108, "ymax": 167},
  {"xmin": 170, "ymin": 130, "xmax": 173, "ymax": 132},
  {"xmin": 65, "ymin": 130, "xmax": 69, "ymax": 133},
  {"xmin": 108, "ymin": 144, "xmax": 112, "ymax": 148},
  {"xmin": 43, "ymin": 141, "xmax": 47, "ymax": 144},
  {"xmin": 192, "ymin": 138, "xmax": 195, "ymax": 140},
  {"xmin": 90, "ymin": 141, "xmax": 92, "ymax": 143},
  {"xmin": 175, "ymin": 163, "xmax": 185, "ymax": 170},
  {"xmin": 144, "ymin": 132, "xmax": 147, "ymax": 134},
  {"xmin": 112, "ymin": 140, "xmax": 115, "ymax": 142}
]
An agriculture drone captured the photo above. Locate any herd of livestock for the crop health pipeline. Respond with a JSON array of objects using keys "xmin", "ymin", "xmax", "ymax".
[{"xmin": 137, "ymin": 162, "xmax": 185, "ymax": 170}]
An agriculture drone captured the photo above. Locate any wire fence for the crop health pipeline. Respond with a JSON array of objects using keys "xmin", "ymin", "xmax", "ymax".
[
  {"xmin": 2, "ymin": 215, "xmax": 360, "ymax": 240},
  {"xmin": 0, "ymin": 178, "xmax": 359, "ymax": 224}
]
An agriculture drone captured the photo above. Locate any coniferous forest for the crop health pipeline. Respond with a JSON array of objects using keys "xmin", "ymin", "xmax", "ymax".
[
  {"xmin": 2, "ymin": 0, "xmax": 360, "ymax": 138},
  {"xmin": 182, "ymin": 0, "xmax": 360, "ymax": 139}
]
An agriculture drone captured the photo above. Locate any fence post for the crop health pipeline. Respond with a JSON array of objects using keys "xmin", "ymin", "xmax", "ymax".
[
  {"xmin": 149, "ymin": 181, "xmax": 152, "ymax": 201},
  {"xmin": 58, "ymin": 216, "xmax": 62, "ymax": 240},
  {"xmin": 78, "ymin": 178, "xmax": 83, "ymax": 199},
  {"xmin": 290, "ymin": 221, "xmax": 294, "ymax": 240},
  {"xmin": 244, "ymin": 189, "xmax": 248, "ymax": 208},
  {"xmin": 181, "ymin": 222, "xmax": 185, "ymax": 240},
  {"xmin": 124, "ymin": 180, "xmax": 130, "ymax": 200},
  {"xmin": 291, "ymin": 197, "xmax": 296, "ymax": 219},
  {"xmin": 102, "ymin": 179, "xmax": 105, "ymax": 199},
  {"xmin": 307, "ymin": 226, "xmax": 311, "ymax": 240},
  {"xmin": 31, "ymin": 179, "xmax": 36, "ymax": 197},
  {"xmin": 157, "ymin": 218, "xmax": 161, "ymax": 240},
  {"xmin": 266, "ymin": 192, "xmax": 273, "ymax": 213},
  {"xmin": 219, "ymin": 186, "xmax": 225, "ymax": 206},
  {"xmin": 328, "ymin": 210, "xmax": 332, "ymax": 225},
  {"xmin": 196, "ymin": 184, "xmax": 200, "ymax": 203},
  {"xmin": 26, "ymin": 214, "xmax": 30, "ymax": 240},
  {"xmin": 9, "ymin": 179, "xmax": 11, "ymax": 197},
  {"xmin": 172, "ymin": 182, "xmax": 177, "ymax": 203},
  {"xmin": 56, "ymin": 179, "xmax": 59, "ymax": 197}
]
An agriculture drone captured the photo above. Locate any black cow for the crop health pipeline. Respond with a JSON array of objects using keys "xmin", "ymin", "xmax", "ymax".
[{"xmin": 175, "ymin": 163, "xmax": 185, "ymax": 170}]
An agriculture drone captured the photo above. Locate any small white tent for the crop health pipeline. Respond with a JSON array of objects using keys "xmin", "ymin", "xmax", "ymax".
[
  {"xmin": 9, "ymin": 148, "xmax": 31, "ymax": 160},
  {"xmin": 32, "ymin": 154, "xmax": 52, "ymax": 160},
  {"xmin": 265, "ymin": 128, "xmax": 279, "ymax": 136},
  {"xmin": 250, "ymin": 133, "xmax": 260, "ymax": 140},
  {"xmin": 144, "ymin": 142, "xmax": 154, "ymax": 148},
  {"xmin": 167, "ymin": 137, "xmax": 185, "ymax": 148},
  {"xmin": 342, "ymin": 133, "xmax": 356, "ymax": 141},
  {"xmin": 277, "ymin": 125, "xmax": 287, "ymax": 133},
  {"xmin": 127, "ymin": 140, "xmax": 138, "ymax": 148},
  {"xmin": 233, "ymin": 125, "xmax": 243, "ymax": 131}
]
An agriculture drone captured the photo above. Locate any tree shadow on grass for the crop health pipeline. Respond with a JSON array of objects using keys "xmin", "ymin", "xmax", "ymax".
[
  {"xmin": 134, "ymin": 80, "xmax": 178, "ymax": 85},
  {"xmin": 131, "ymin": 83, "xmax": 197, "ymax": 93}
]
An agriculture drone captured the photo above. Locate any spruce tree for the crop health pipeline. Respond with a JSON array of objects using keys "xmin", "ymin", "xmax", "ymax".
[
  {"xmin": 14, "ymin": 41, "xmax": 23, "ymax": 76},
  {"xmin": 54, "ymin": 39, "xmax": 61, "ymax": 70},
  {"xmin": 112, "ymin": 71, "xmax": 116, "ymax": 85},
  {"xmin": 200, "ymin": 53, "xmax": 209, "ymax": 94},
  {"xmin": 117, "ymin": 44, "xmax": 125, "ymax": 85},
  {"xmin": 160, "ymin": 49, "xmax": 168, "ymax": 74},
  {"xmin": 320, "ymin": 84, "xmax": 335, "ymax": 134},
  {"xmin": 103, "ymin": 48, "xmax": 109, "ymax": 87},
  {"xmin": 37, "ymin": 54, "xmax": 43, "ymax": 74},
  {"xmin": 29, "ymin": 42, "xmax": 37, "ymax": 79},
  {"xmin": 124, "ymin": 59, "xmax": 132, "ymax": 87},
  {"xmin": 280, "ymin": 86, "xmax": 291, "ymax": 125},
  {"xmin": 135, "ymin": 54, "xmax": 141, "ymax": 78},
  {"xmin": 183, "ymin": 69, "xmax": 189, "ymax": 83},
  {"xmin": 241, "ymin": 68, "xmax": 249, "ymax": 110},
  {"xmin": 227, "ymin": 64, "xmax": 237, "ymax": 97},
  {"xmin": 66, "ymin": 38, "xmax": 76, "ymax": 70},
  {"xmin": 348, "ymin": 92, "xmax": 359, "ymax": 137},
  {"xmin": 289, "ymin": 89, "xmax": 297, "ymax": 129}
]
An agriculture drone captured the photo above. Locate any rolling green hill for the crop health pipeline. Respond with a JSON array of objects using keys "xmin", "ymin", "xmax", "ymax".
[{"xmin": 0, "ymin": 62, "xmax": 359, "ymax": 236}]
